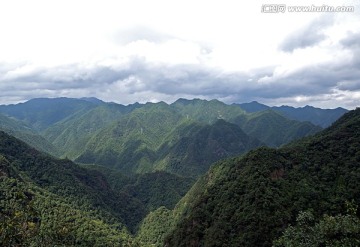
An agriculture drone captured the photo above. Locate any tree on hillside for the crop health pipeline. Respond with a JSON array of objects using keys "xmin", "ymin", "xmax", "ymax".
[{"xmin": 273, "ymin": 202, "xmax": 360, "ymax": 247}]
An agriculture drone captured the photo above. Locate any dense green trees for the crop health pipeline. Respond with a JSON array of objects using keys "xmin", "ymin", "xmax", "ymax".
[
  {"xmin": 274, "ymin": 208, "xmax": 360, "ymax": 247},
  {"xmin": 0, "ymin": 131, "xmax": 196, "ymax": 246},
  {"xmin": 0, "ymin": 175, "xmax": 137, "ymax": 246},
  {"xmin": 0, "ymin": 177, "xmax": 40, "ymax": 246},
  {"xmin": 147, "ymin": 108, "xmax": 360, "ymax": 247},
  {"xmin": 0, "ymin": 131, "xmax": 140, "ymax": 246}
]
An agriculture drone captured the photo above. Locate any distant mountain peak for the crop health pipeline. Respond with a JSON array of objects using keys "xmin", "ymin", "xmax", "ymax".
[
  {"xmin": 172, "ymin": 98, "xmax": 212, "ymax": 106},
  {"xmin": 172, "ymin": 98, "xmax": 192, "ymax": 105},
  {"xmin": 80, "ymin": 97, "xmax": 104, "ymax": 104},
  {"xmin": 234, "ymin": 101, "xmax": 348, "ymax": 128},
  {"xmin": 235, "ymin": 101, "xmax": 270, "ymax": 113}
]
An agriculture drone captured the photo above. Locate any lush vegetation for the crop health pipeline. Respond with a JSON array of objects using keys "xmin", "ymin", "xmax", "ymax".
[
  {"xmin": 273, "ymin": 208, "xmax": 360, "ymax": 247},
  {"xmin": 237, "ymin": 101, "xmax": 348, "ymax": 128},
  {"xmin": 74, "ymin": 99, "xmax": 320, "ymax": 177},
  {"xmin": 121, "ymin": 171, "xmax": 194, "ymax": 211},
  {"xmin": 232, "ymin": 109, "xmax": 321, "ymax": 147},
  {"xmin": 0, "ymin": 113, "xmax": 58, "ymax": 156},
  {"xmin": 0, "ymin": 131, "xmax": 146, "ymax": 246},
  {"xmin": 154, "ymin": 119, "xmax": 262, "ymax": 177},
  {"xmin": 0, "ymin": 98, "xmax": 100, "ymax": 130},
  {"xmin": 0, "ymin": 131, "xmax": 199, "ymax": 246},
  {"xmin": 0, "ymin": 97, "xmax": 353, "ymax": 246},
  {"xmin": 135, "ymin": 108, "xmax": 360, "ymax": 247},
  {"xmin": 0, "ymin": 97, "xmax": 326, "ymax": 178}
]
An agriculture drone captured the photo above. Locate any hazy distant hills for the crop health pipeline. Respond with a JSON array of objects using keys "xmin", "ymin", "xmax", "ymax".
[
  {"xmin": 43, "ymin": 103, "xmax": 141, "ymax": 159},
  {"xmin": 0, "ymin": 98, "xmax": 102, "ymax": 130},
  {"xmin": 0, "ymin": 113, "xmax": 58, "ymax": 155},
  {"xmin": 0, "ymin": 97, "xmax": 346, "ymax": 178},
  {"xmin": 236, "ymin": 101, "xmax": 348, "ymax": 128},
  {"xmin": 232, "ymin": 110, "xmax": 321, "ymax": 147}
]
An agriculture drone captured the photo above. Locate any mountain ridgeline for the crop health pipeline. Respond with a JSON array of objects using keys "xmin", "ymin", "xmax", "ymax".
[
  {"xmin": 0, "ymin": 97, "xmax": 357, "ymax": 246},
  {"xmin": 0, "ymin": 97, "xmax": 336, "ymax": 178},
  {"xmin": 236, "ymin": 101, "xmax": 348, "ymax": 128}
]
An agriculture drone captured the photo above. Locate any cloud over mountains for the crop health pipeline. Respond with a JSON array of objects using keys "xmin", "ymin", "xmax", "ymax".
[{"xmin": 0, "ymin": 1, "xmax": 359, "ymax": 108}]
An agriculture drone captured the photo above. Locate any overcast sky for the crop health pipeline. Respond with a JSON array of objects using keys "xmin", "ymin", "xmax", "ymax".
[{"xmin": 0, "ymin": 0, "xmax": 359, "ymax": 108}]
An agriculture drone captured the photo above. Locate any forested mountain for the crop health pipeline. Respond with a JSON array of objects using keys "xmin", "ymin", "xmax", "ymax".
[
  {"xmin": 76, "ymin": 103, "xmax": 263, "ymax": 177},
  {"xmin": 121, "ymin": 171, "xmax": 194, "ymax": 211},
  {"xmin": 137, "ymin": 108, "xmax": 360, "ymax": 247},
  {"xmin": 171, "ymin": 98, "xmax": 246, "ymax": 124},
  {"xmin": 43, "ymin": 103, "xmax": 142, "ymax": 159},
  {"xmin": 154, "ymin": 119, "xmax": 262, "ymax": 177},
  {"xmin": 76, "ymin": 102, "xmax": 185, "ymax": 174},
  {"xmin": 236, "ymin": 101, "xmax": 348, "ymax": 128},
  {"xmin": 0, "ymin": 97, "xmax": 332, "ymax": 179},
  {"xmin": 0, "ymin": 97, "xmax": 357, "ymax": 246},
  {"xmin": 0, "ymin": 130, "xmax": 196, "ymax": 246},
  {"xmin": 235, "ymin": 101, "xmax": 270, "ymax": 113},
  {"xmin": 0, "ymin": 131, "xmax": 144, "ymax": 246},
  {"xmin": 0, "ymin": 98, "xmax": 102, "ymax": 130},
  {"xmin": 0, "ymin": 113, "xmax": 58, "ymax": 155},
  {"xmin": 272, "ymin": 105, "xmax": 348, "ymax": 128},
  {"xmin": 171, "ymin": 99, "xmax": 322, "ymax": 147},
  {"xmin": 232, "ymin": 110, "xmax": 321, "ymax": 147}
]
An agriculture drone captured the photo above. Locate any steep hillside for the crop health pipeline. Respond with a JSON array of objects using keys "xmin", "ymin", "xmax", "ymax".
[
  {"xmin": 138, "ymin": 108, "xmax": 360, "ymax": 247},
  {"xmin": 43, "ymin": 103, "xmax": 141, "ymax": 159},
  {"xmin": 76, "ymin": 103, "xmax": 263, "ymax": 177},
  {"xmin": 0, "ymin": 131, "xmax": 148, "ymax": 246},
  {"xmin": 76, "ymin": 102, "xmax": 184, "ymax": 174},
  {"xmin": 171, "ymin": 98, "xmax": 246, "ymax": 124},
  {"xmin": 272, "ymin": 105, "xmax": 348, "ymax": 128},
  {"xmin": 155, "ymin": 119, "xmax": 263, "ymax": 177},
  {"xmin": 0, "ymin": 97, "xmax": 101, "ymax": 130},
  {"xmin": 236, "ymin": 101, "xmax": 348, "ymax": 128},
  {"xmin": 232, "ymin": 110, "xmax": 322, "ymax": 147},
  {"xmin": 0, "ymin": 98, "xmax": 325, "ymax": 179},
  {"xmin": 234, "ymin": 101, "xmax": 270, "ymax": 113},
  {"xmin": 121, "ymin": 171, "xmax": 194, "ymax": 211},
  {"xmin": 75, "ymin": 99, "xmax": 317, "ymax": 177},
  {"xmin": 171, "ymin": 99, "xmax": 321, "ymax": 147},
  {"xmin": 0, "ymin": 113, "xmax": 58, "ymax": 155},
  {"xmin": 84, "ymin": 165, "xmax": 195, "ymax": 215}
]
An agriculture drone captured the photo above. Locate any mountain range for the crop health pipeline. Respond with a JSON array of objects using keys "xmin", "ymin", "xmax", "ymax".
[
  {"xmin": 236, "ymin": 101, "xmax": 348, "ymax": 128},
  {"xmin": 0, "ymin": 97, "xmax": 339, "ymax": 178},
  {"xmin": 1, "ymin": 97, "xmax": 357, "ymax": 246}
]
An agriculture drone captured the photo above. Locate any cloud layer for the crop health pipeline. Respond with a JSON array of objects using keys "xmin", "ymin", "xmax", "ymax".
[{"xmin": 0, "ymin": 1, "xmax": 359, "ymax": 109}]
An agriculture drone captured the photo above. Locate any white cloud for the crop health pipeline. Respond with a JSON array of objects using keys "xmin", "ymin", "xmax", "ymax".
[{"xmin": 0, "ymin": 0, "xmax": 359, "ymax": 108}]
